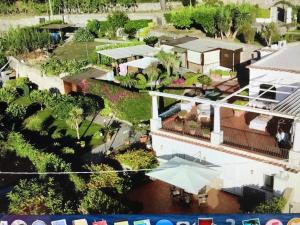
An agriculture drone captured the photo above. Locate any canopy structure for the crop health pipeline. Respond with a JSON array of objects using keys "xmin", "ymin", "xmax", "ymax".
[
  {"xmin": 146, "ymin": 157, "xmax": 220, "ymax": 195},
  {"xmin": 96, "ymin": 45, "xmax": 159, "ymax": 60},
  {"xmin": 124, "ymin": 57, "xmax": 159, "ymax": 69}
]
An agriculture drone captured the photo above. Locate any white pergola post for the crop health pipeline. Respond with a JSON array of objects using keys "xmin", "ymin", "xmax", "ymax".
[
  {"xmin": 211, "ymin": 105, "xmax": 223, "ymax": 145},
  {"xmin": 289, "ymin": 120, "xmax": 300, "ymax": 167},
  {"xmin": 150, "ymin": 95, "xmax": 162, "ymax": 131}
]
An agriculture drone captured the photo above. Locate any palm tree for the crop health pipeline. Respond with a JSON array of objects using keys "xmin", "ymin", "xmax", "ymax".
[
  {"xmin": 66, "ymin": 107, "xmax": 83, "ymax": 140},
  {"xmin": 116, "ymin": 74, "xmax": 137, "ymax": 89},
  {"xmin": 144, "ymin": 62, "xmax": 160, "ymax": 90},
  {"xmin": 156, "ymin": 51, "xmax": 180, "ymax": 76}
]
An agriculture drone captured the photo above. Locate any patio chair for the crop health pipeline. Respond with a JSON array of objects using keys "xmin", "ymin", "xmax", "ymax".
[{"xmin": 197, "ymin": 104, "xmax": 211, "ymax": 122}]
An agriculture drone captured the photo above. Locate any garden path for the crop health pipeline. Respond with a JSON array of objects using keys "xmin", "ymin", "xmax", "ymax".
[{"xmin": 81, "ymin": 115, "xmax": 131, "ymax": 163}]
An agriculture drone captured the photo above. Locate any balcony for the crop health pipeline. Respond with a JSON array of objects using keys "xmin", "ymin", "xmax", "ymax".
[{"xmin": 161, "ymin": 106, "xmax": 291, "ymax": 160}]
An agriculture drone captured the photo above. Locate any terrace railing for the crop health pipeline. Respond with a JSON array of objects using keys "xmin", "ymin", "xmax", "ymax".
[
  {"xmin": 222, "ymin": 127, "xmax": 289, "ymax": 160},
  {"xmin": 161, "ymin": 119, "xmax": 211, "ymax": 142}
]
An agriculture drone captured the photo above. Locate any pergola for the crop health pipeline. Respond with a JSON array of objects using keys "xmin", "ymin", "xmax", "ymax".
[{"xmin": 149, "ymin": 81, "xmax": 300, "ymax": 152}]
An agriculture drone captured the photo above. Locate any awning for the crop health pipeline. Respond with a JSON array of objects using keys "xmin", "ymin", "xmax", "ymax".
[
  {"xmin": 123, "ymin": 57, "xmax": 159, "ymax": 69},
  {"xmin": 146, "ymin": 157, "xmax": 220, "ymax": 195},
  {"xmin": 97, "ymin": 45, "xmax": 159, "ymax": 60}
]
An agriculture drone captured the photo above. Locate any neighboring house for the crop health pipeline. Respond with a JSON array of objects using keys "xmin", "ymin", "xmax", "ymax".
[
  {"xmin": 248, "ymin": 42, "xmax": 300, "ymax": 101},
  {"xmin": 160, "ymin": 37, "xmax": 243, "ymax": 74},
  {"xmin": 149, "ymin": 43, "xmax": 300, "ymax": 212},
  {"xmin": 96, "ymin": 44, "xmax": 159, "ymax": 79},
  {"xmin": 62, "ymin": 67, "xmax": 109, "ymax": 94}
]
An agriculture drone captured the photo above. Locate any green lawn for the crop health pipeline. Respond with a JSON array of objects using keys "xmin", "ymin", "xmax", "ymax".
[
  {"xmin": 54, "ymin": 41, "xmax": 104, "ymax": 60},
  {"xmin": 24, "ymin": 109, "xmax": 104, "ymax": 149}
]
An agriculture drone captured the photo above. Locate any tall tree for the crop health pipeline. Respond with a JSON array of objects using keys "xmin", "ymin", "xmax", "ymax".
[{"xmin": 66, "ymin": 107, "xmax": 83, "ymax": 140}]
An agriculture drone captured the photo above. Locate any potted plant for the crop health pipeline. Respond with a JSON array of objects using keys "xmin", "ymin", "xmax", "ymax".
[
  {"xmin": 174, "ymin": 119, "xmax": 183, "ymax": 132},
  {"xmin": 187, "ymin": 120, "xmax": 198, "ymax": 135},
  {"xmin": 202, "ymin": 127, "xmax": 211, "ymax": 138},
  {"xmin": 133, "ymin": 123, "xmax": 150, "ymax": 143},
  {"xmin": 233, "ymin": 100, "xmax": 248, "ymax": 117}
]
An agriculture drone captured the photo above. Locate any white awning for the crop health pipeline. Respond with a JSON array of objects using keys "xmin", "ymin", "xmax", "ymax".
[
  {"xmin": 97, "ymin": 45, "xmax": 159, "ymax": 60},
  {"xmin": 123, "ymin": 57, "xmax": 159, "ymax": 69}
]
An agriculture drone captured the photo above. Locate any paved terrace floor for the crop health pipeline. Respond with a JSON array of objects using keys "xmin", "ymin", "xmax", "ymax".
[
  {"xmin": 127, "ymin": 180, "xmax": 241, "ymax": 214},
  {"xmin": 161, "ymin": 107, "xmax": 292, "ymax": 159}
]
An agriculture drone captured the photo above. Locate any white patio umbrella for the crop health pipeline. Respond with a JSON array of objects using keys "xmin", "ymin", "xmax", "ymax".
[{"xmin": 146, "ymin": 157, "xmax": 220, "ymax": 195}]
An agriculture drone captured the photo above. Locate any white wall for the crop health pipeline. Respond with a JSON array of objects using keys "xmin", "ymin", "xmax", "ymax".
[
  {"xmin": 187, "ymin": 50, "xmax": 201, "ymax": 64},
  {"xmin": 249, "ymin": 68, "xmax": 300, "ymax": 101},
  {"xmin": 152, "ymin": 133, "xmax": 285, "ymax": 197},
  {"xmin": 9, "ymin": 56, "xmax": 65, "ymax": 94}
]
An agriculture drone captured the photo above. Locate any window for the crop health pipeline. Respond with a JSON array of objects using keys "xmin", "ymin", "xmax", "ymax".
[{"xmin": 263, "ymin": 174, "xmax": 274, "ymax": 190}]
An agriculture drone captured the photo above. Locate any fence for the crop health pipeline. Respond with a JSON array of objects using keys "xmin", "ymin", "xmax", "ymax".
[{"xmin": 223, "ymin": 127, "xmax": 290, "ymax": 160}]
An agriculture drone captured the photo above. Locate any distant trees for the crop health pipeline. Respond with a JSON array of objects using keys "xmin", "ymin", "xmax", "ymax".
[{"xmin": 168, "ymin": 4, "xmax": 258, "ymax": 40}]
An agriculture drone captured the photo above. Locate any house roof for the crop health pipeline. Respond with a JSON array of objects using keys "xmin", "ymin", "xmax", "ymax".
[
  {"xmin": 176, "ymin": 38, "xmax": 244, "ymax": 53},
  {"xmin": 161, "ymin": 36, "xmax": 198, "ymax": 47},
  {"xmin": 249, "ymin": 42, "xmax": 300, "ymax": 74},
  {"xmin": 62, "ymin": 67, "xmax": 107, "ymax": 83},
  {"xmin": 271, "ymin": 88, "xmax": 300, "ymax": 117},
  {"xmin": 96, "ymin": 44, "xmax": 159, "ymax": 60}
]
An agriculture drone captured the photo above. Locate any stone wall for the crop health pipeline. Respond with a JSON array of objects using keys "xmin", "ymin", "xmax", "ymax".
[{"xmin": 8, "ymin": 56, "xmax": 65, "ymax": 94}]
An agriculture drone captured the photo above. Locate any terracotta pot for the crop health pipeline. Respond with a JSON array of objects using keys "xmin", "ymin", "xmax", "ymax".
[
  {"xmin": 189, "ymin": 129, "xmax": 196, "ymax": 135},
  {"xmin": 139, "ymin": 135, "xmax": 148, "ymax": 143}
]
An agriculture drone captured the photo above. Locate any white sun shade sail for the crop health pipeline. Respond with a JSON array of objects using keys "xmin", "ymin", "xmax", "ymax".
[
  {"xmin": 122, "ymin": 57, "xmax": 159, "ymax": 69},
  {"xmin": 97, "ymin": 45, "xmax": 159, "ymax": 60},
  {"xmin": 146, "ymin": 157, "xmax": 220, "ymax": 195}
]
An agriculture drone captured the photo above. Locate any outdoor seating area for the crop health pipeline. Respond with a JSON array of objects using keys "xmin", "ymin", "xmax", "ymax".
[
  {"xmin": 127, "ymin": 180, "xmax": 241, "ymax": 214},
  {"xmin": 161, "ymin": 104, "xmax": 292, "ymax": 159}
]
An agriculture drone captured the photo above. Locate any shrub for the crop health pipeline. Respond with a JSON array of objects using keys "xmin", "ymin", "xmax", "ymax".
[
  {"xmin": 255, "ymin": 197, "xmax": 286, "ymax": 213},
  {"xmin": 192, "ymin": 6, "xmax": 217, "ymax": 36},
  {"xmin": 61, "ymin": 147, "xmax": 75, "ymax": 155},
  {"xmin": 198, "ymin": 75, "xmax": 212, "ymax": 86},
  {"xmin": 115, "ymin": 149, "xmax": 158, "ymax": 170},
  {"xmin": 239, "ymin": 23, "xmax": 256, "ymax": 44},
  {"xmin": 41, "ymin": 58, "xmax": 88, "ymax": 76},
  {"xmin": 78, "ymin": 189, "xmax": 128, "ymax": 214},
  {"xmin": 0, "ymin": 53, "xmax": 7, "ymax": 68},
  {"xmin": 7, "ymin": 178, "xmax": 72, "ymax": 215},
  {"xmin": 0, "ymin": 88, "xmax": 18, "ymax": 103},
  {"xmin": 3, "ymin": 27, "xmax": 51, "ymax": 54},
  {"xmin": 5, "ymin": 104, "xmax": 27, "ymax": 120},
  {"xmin": 86, "ymin": 19, "xmax": 101, "ymax": 37},
  {"xmin": 164, "ymin": 13, "xmax": 172, "ymax": 23},
  {"xmin": 170, "ymin": 8, "xmax": 194, "ymax": 29},
  {"xmin": 97, "ymin": 21, "xmax": 111, "ymax": 37},
  {"xmin": 24, "ymin": 114, "xmax": 43, "ymax": 131},
  {"xmin": 124, "ymin": 26, "xmax": 137, "ymax": 38},
  {"xmin": 144, "ymin": 36, "xmax": 158, "ymax": 46},
  {"xmin": 74, "ymin": 28, "xmax": 94, "ymax": 42}
]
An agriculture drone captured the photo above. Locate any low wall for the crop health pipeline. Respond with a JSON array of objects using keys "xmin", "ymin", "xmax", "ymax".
[{"xmin": 9, "ymin": 56, "xmax": 65, "ymax": 94}]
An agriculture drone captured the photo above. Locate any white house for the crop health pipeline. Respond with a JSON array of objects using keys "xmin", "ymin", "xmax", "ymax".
[
  {"xmin": 249, "ymin": 42, "xmax": 300, "ymax": 101},
  {"xmin": 149, "ymin": 42, "xmax": 300, "ymax": 212}
]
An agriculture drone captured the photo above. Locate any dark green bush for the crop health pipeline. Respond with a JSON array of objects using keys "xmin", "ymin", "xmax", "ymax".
[
  {"xmin": 144, "ymin": 36, "xmax": 158, "ymax": 46},
  {"xmin": 74, "ymin": 28, "xmax": 94, "ymax": 42},
  {"xmin": 86, "ymin": 19, "xmax": 101, "ymax": 37},
  {"xmin": 0, "ymin": 53, "xmax": 7, "ymax": 68},
  {"xmin": 164, "ymin": 13, "xmax": 172, "ymax": 23}
]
